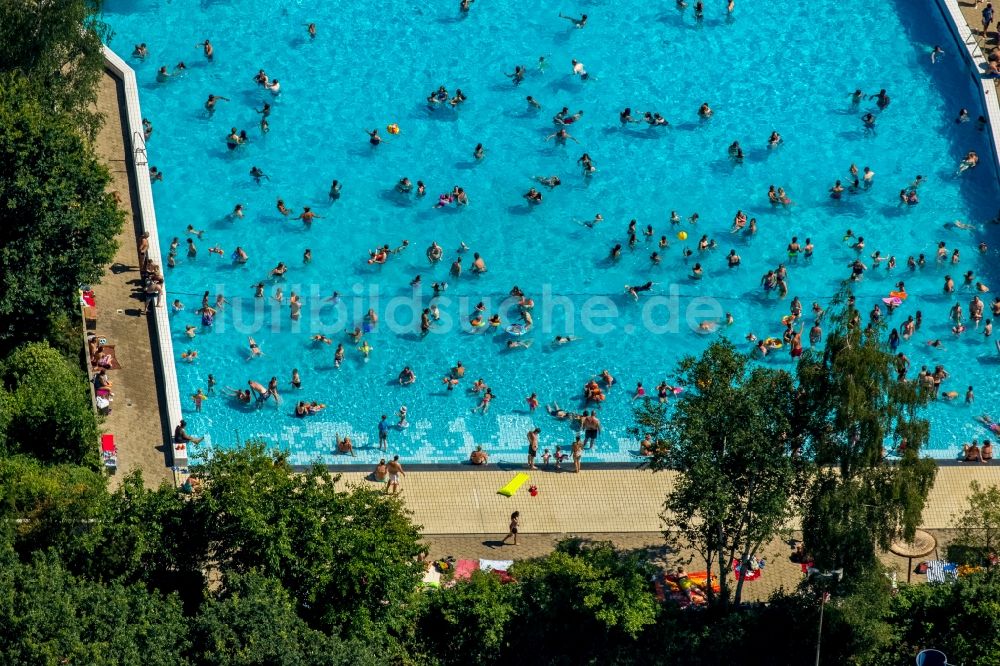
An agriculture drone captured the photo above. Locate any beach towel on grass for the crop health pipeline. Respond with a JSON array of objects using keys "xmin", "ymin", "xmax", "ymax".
[{"xmin": 497, "ymin": 473, "xmax": 529, "ymax": 496}]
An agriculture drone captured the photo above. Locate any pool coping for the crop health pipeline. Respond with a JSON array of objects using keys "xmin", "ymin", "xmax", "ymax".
[
  {"xmin": 102, "ymin": 46, "xmax": 186, "ymax": 472},
  {"xmin": 934, "ymin": 0, "xmax": 1000, "ymax": 187}
]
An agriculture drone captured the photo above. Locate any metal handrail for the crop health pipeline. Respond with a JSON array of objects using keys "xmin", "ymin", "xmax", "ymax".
[{"xmin": 132, "ymin": 130, "xmax": 148, "ymax": 166}]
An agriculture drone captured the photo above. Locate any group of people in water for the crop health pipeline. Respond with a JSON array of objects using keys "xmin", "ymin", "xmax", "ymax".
[{"xmin": 135, "ymin": 10, "xmax": 996, "ymax": 463}]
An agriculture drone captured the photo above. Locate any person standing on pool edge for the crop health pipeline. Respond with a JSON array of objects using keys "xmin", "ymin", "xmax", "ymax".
[
  {"xmin": 378, "ymin": 414, "xmax": 389, "ymax": 451},
  {"xmin": 501, "ymin": 511, "xmax": 520, "ymax": 546},
  {"xmin": 527, "ymin": 427, "xmax": 540, "ymax": 469},
  {"xmin": 583, "ymin": 410, "xmax": 601, "ymax": 450},
  {"xmin": 386, "ymin": 455, "xmax": 405, "ymax": 494}
]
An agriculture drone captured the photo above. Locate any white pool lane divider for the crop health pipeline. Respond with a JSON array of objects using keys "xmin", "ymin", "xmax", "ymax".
[
  {"xmin": 103, "ymin": 45, "xmax": 186, "ymax": 472},
  {"xmin": 935, "ymin": 0, "xmax": 1000, "ymax": 187}
]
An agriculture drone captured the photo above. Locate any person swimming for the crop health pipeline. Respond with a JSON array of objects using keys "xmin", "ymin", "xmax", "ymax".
[
  {"xmin": 626, "ymin": 281, "xmax": 654, "ymax": 300},
  {"xmin": 559, "ymin": 12, "xmax": 587, "ymax": 28}
]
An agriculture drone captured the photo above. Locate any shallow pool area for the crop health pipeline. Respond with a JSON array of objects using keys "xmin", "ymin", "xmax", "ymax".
[{"xmin": 103, "ymin": 0, "xmax": 1000, "ymax": 465}]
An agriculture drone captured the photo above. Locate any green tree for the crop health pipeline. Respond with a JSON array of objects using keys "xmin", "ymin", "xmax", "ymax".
[
  {"xmin": 0, "ymin": 79, "xmax": 124, "ymax": 350},
  {"xmin": 879, "ymin": 569, "xmax": 1000, "ymax": 666},
  {"xmin": 0, "ymin": 455, "xmax": 107, "ymax": 559},
  {"xmin": 192, "ymin": 572, "xmax": 380, "ymax": 666},
  {"xmin": 193, "ymin": 443, "xmax": 425, "ymax": 637},
  {"xmin": 0, "ymin": 342, "xmax": 100, "ymax": 464},
  {"xmin": 950, "ymin": 481, "xmax": 1000, "ymax": 566},
  {"xmin": 77, "ymin": 471, "xmax": 206, "ymax": 605},
  {"xmin": 414, "ymin": 569, "xmax": 521, "ymax": 665},
  {"xmin": 628, "ymin": 399, "xmax": 671, "ymax": 456},
  {"xmin": 0, "ymin": 547, "xmax": 189, "ymax": 666},
  {"xmin": 0, "ymin": 1, "xmax": 109, "ymax": 137},
  {"xmin": 796, "ymin": 298, "xmax": 937, "ymax": 577},
  {"xmin": 509, "ymin": 539, "xmax": 660, "ymax": 664},
  {"xmin": 646, "ymin": 339, "xmax": 801, "ymax": 608}
]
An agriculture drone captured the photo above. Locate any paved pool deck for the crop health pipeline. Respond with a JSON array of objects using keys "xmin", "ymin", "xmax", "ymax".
[{"xmin": 92, "ymin": 70, "xmax": 173, "ymax": 489}]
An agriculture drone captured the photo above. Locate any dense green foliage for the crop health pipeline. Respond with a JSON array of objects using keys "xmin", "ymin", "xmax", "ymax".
[
  {"xmin": 0, "ymin": 343, "xmax": 100, "ymax": 465},
  {"xmin": 191, "ymin": 573, "xmax": 379, "ymax": 666},
  {"xmin": 0, "ymin": 0, "xmax": 108, "ymax": 137},
  {"xmin": 194, "ymin": 444, "xmax": 427, "ymax": 636},
  {"xmin": 0, "ymin": 547, "xmax": 189, "ymax": 666},
  {"xmin": 0, "ymin": 79, "xmax": 124, "ymax": 350},
  {"xmin": 645, "ymin": 340, "xmax": 801, "ymax": 608},
  {"xmin": 950, "ymin": 481, "xmax": 1000, "ymax": 565}
]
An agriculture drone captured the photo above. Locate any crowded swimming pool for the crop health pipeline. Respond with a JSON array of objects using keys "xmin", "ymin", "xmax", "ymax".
[{"xmin": 103, "ymin": 0, "xmax": 999, "ymax": 464}]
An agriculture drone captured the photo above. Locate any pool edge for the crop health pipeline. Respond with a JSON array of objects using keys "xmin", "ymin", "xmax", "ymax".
[
  {"xmin": 933, "ymin": 0, "xmax": 1000, "ymax": 186},
  {"xmin": 102, "ymin": 45, "xmax": 186, "ymax": 476}
]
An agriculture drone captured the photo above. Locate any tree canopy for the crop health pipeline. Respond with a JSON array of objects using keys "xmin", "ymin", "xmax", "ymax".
[
  {"xmin": 0, "ymin": 547, "xmax": 189, "ymax": 666},
  {"xmin": 644, "ymin": 339, "xmax": 801, "ymax": 608},
  {"xmin": 0, "ymin": 1, "xmax": 108, "ymax": 137},
  {"xmin": 0, "ymin": 342, "xmax": 100, "ymax": 465},
  {"xmin": 0, "ymin": 77, "xmax": 123, "ymax": 351},
  {"xmin": 192, "ymin": 443, "xmax": 426, "ymax": 637},
  {"xmin": 796, "ymin": 298, "xmax": 936, "ymax": 577}
]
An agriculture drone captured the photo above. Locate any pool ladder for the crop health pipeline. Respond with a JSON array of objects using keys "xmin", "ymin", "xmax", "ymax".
[{"xmin": 132, "ymin": 130, "xmax": 148, "ymax": 167}]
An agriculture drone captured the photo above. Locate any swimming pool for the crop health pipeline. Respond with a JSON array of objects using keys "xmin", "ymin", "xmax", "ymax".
[{"xmin": 103, "ymin": 0, "xmax": 999, "ymax": 465}]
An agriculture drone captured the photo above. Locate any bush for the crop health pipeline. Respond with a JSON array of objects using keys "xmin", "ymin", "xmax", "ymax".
[
  {"xmin": 0, "ymin": 76, "xmax": 124, "ymax": 351},
  {"xmin": 0, "ymin": 342, "xmax": 99, "ymax": 465}
]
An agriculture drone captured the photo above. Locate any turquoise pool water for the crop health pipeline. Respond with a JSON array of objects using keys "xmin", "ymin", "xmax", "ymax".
[{"xmin": 103, "ymin": 0, "xmax": 999, "ymax": 465}]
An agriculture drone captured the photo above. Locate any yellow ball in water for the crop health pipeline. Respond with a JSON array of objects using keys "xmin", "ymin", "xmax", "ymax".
[{"xmin": 677, "ymin": 231, "xmax": 688, "ymax": 241}]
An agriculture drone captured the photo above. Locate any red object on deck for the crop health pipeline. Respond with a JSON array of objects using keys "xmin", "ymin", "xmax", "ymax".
[{"xmin": 101, "ymin": 434, "xmax": 116, "ymax": 452}]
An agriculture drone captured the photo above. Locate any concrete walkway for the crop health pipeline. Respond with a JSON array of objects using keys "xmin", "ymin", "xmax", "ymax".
[
  {"xmin": 335, "ymin": 463, "xmax": 992, "ymax": 599},
  {"xmin": 337, "ymin": 464, "xmax": 993, "ymax": 535},
  {"xmin": 91, "ymin": 71, "xmax": 172, "ymax": 489},
  {"xmin": 959, "ymin": 0, "xmax": 999, "ymax": 83}
]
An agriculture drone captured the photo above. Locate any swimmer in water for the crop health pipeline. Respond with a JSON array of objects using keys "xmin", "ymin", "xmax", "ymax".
[
  {"xmin": 862, "ymin": 113, "xmax": 876, "ymax": 134},
  {"xmin": 250, "ymin": 166, "xmax": 268, "ymax": 183},
  {"xmin": 297, "ymin": 207, "xmax": 321, "ymax": 224},
  {"xmin": 545, "ymin": 128, "xmax": 579, "ymax": 144},
  {"xmin": 870, "ymin": 88, "xmax": 891, "ymax": 109},
  {"xmin": 958, "ymin": 151, "xmax": 980, "ymax": 173},
  {"xmin": 306, "ymin": 22, "xmax": 317, "ymax": 38},
  {"xmin": 526, "ymin": 95, "xmax": 542, "ymax": 110},
  {"xmin": 559, "ymin": 13, "xmax": 588, "ymax": 28},
  {"xmin": 247, "ymin": 337, "xmax": 263, "ymax": 360},
  {"xmin": 505, "ymin": 65, "xmax": 526, "ymax": 85},
  {"xmin": 523, "ymin": 188, "xmax": 543, "ymax": 203},
  {"xmin": 626, "ymin": 281, "xmax": 654, "ymax": 301},
  {"xmin": 571, "ymin": 59, "xmax": 588, "ymax": 79},
  {"xmin": 534, "ymin": 175, "xmax": 561, "ymax": 188},
  {"xmin": 931, "ymin": 45, "xmax": 944, "ymax": 63},
  {"xmin": 196, "ymin": 39, "xmax": 214, "ymax": 61},
  {"xmin": 367, "ymin": 128, "xmax": 382, "ymax": 146},
  {"xmin": 329, "ymin": 180, "xmax": 341, "ymax": 201},
  {"xmin": 204, "ymin": 94, "xmax": 229, "ymax": 114}
]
